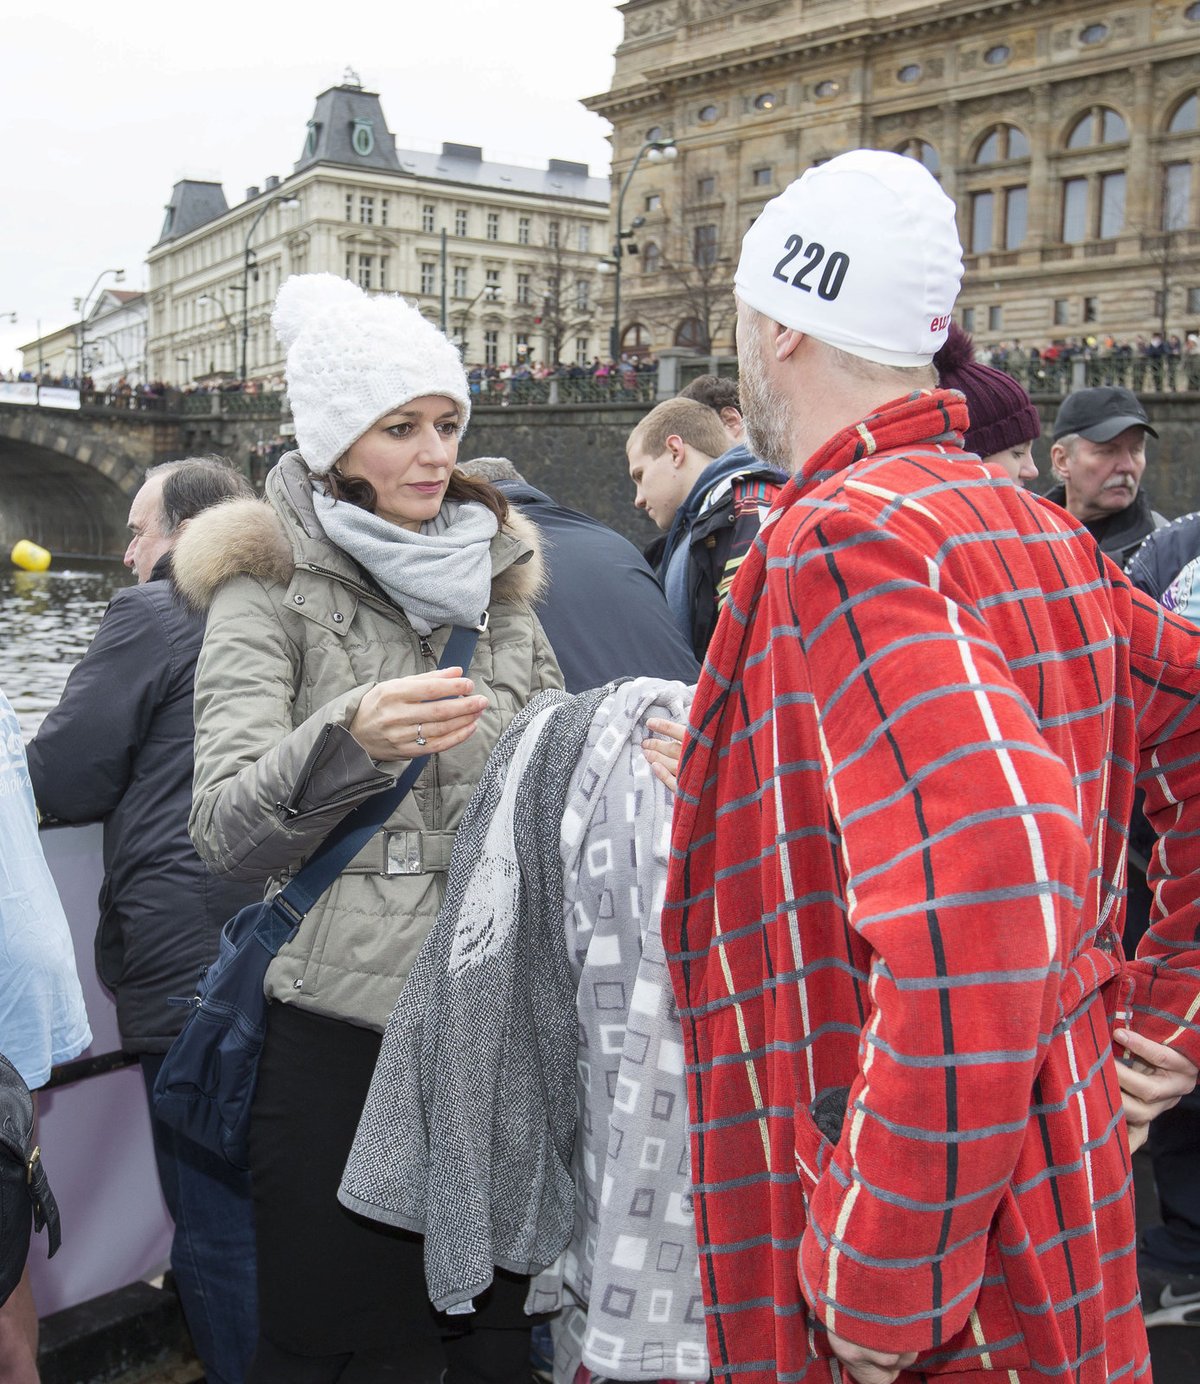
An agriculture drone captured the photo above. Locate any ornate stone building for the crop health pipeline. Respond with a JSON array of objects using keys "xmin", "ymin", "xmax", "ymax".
[
  {"xmin": 145, "ymin": 75, "xmax": 609, "ymax": 384},
  {"xmin": 585, "ymin": 0, "xmax": 1200, "ymax": 355}
]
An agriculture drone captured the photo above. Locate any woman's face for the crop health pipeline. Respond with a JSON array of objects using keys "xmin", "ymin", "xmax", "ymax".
[
  {"xmin": 982, "ymin": 440, "xmax": 1038, "ymax": 485},
  {"xmin": 339, "ymin": 396, "xmax": 461, "ymax": 530}
]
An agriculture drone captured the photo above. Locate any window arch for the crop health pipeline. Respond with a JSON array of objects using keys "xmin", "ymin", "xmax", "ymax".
[
  {"xmin": 1167, "ymin": 91, "xmax": 1198, "ymax": 134},
  {"xmin": 1066, "ymin": 106, "xmax": 1128, "ymax": 148},
  {"xmin": 973, "ymin": 123, "xmax": 1029, "ymax": 164},
  {"xmin": 893, "ymin": 138, "xmax": 940, "ymax": 174},
  {"xmin": 621, "ymin": 323, "xmax": 650, "ymax": 351},
  {"xmin": 674, "ymin": 318, "xmax": 708, "ymax": 350},
  {"xmin": 642, "ymin": 241, "xmax": 661, "ymax": 273}
]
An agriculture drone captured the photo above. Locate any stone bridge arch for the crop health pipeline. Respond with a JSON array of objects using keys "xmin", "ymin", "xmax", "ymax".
[{"xmin": 0, "ymin": 403, "xmax": 152, "ymax": 557}]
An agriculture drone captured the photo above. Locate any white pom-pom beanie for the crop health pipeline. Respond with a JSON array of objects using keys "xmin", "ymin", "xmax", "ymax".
[{"xmin": 272, "ymin": 273, "xmax": 472, "ymax": 475}]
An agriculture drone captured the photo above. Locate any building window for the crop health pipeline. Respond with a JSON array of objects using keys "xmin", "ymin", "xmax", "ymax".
[
  {"xmin": 984, "ymin": 44, "xmax": 1010, "ymax": 66},
  {"xmin": 380, "ymin": 198, "xmax": 388, "ymax": 227},
  {"xmin": 378, "ymin": 256, "xmax": 388, "ymax": 291},
  {"xmin": 358, "ymin": 254, "xmax": 372, "ymax": 290},
  {"xmin": 1067, "ymin": 106, "xmax": 1128, "ymax": 149},
  {"xmin": 548, "ymin": 220, "xmax": 560, "ymax": 249},
  {"xmin": 698, "ymin": 103, "xmax": 719, "ymax": 122},
  {"xmin": 894, "ymin": 138, "xmax": 940, "ymax": 174},
  {"xmin": 455, "ymin": 209, "xmax": 468, "ymax": 237},
  {"xmin": 578, "ymin": 224, "xmax": 591, "ymax": 252},
  {"xmin": 1062, "ymin": 177, "xmax": 1088, "ymax": 242},
  {"xmin": 753, "ymin": 92, "xmax": 777, "ymax": 111},
  {"xmin": 1168, "ymin": 92, "xmax": 1199, "ymax": 133},
  {"xmin": 1004, "ymin": 185, "xmax": 1028, "ymax": 249},
  {"xmin": 970, "ymin": 191, "xmax": 994, "ymax": 252},
  {"xmin": 516, "ymin": 272, "xmax": 531, "ymax": 305},
  {"xmin": 693, "ymin": 223, "xmax": 718, "ymax": 267},
  {"xmin": 675, "ymin": 318, "xmax": 708, "ymax": 349},
  {"xmin": 422, "ymin": 203, "xmax": 435, "ymax": 233},
  {"xmin": 974, "ymin": 123, "xmax": 1029, "ymax": 163},
  {"xmin": 961, "ymin": 306, "xmax": 976, "ymax": 332},
  {"xmin": 518, "ymin": 216, "xmax": 530, "ymax": 245},
  {"xmin": 642, "ymin": 241, "xmax": 661, "ymax": 273},
  {"xmin": 453, "ymin": 265, "xmax": 468, "ymax": 297},
  {"xmin": 1187, "ymin": 2, "xmax": 1200, "ymax": 20},
  {"xmin": 814, "ymin": 79, "xmax": 840, "ymax": 98},
  {"xmin": 1188, "ymin": 287, "xmax": 1200, "ymax": 313},
  {"xmin": 1079, "ymin": 22, "xmax": 1109, "ymax": 45},
  {"xmin": 485, "ymin": 269, "xmax": 501, "ymax": 301},
  {"xmin": 1163, "ymin": 163, "xmax": 1192, "ymax": 230},
  {"xmin": 575, "ymin": 279, "xmax": 589, "ymax": 311},
  {"xmin": 360, "ymin": 196, "xmax": 374, "ymax": 225},
  {"xmin": 420, "ymin": 262, "xmax": 436, "ymax": 294},
  {"xmin": 515, "ymin": 332, "xmax": 530, "ymax": 359},
  {"xmin": 484, "ymin": 330, "xmax": 498, "ymax": 367},
  {"xmin": 344, "ymin": 253, "xmax": 353, "ymax": 282},
  {"xmin": 1084, "ymin": 296, "xmax": 1099, "ymax": 322},
  {"xmin": 345, "ymin": 193, "xmax": 354, "ymax": 222},
  {"xmin": 1054, "ymin": 298, "xmax": 1069, "ymax": 326},
  {"xmin": 752, "ymin": 166, "xmax": 773, "ymax": 187},
  {"xmin": 645, "ymin": 194, "xmax": 661, "ymax": 212},
  {"xmin": 988, "ymin": 305, "xmax": 1002, "ymax": 332},
  {"xmin": 1099, "ymin": 171, "xmax": 1126, "ymax": 239},
  {"xmin": 698, "ymin": 175, "xmax": 716, "ymax": 198},
  {"xmin": 575, "ymin": 336, "xmax": 589, "ymax": 365},
  {"xmin": 645, "ymin": 125, "xmax": 663, "ymax": 141},
  {"xmin": 486, "ymin": 211, "xmax": 500, "ymax": 241},
  {"xmin": 897, "ymin": 63, "xmax": 922, "ymax": 84}
]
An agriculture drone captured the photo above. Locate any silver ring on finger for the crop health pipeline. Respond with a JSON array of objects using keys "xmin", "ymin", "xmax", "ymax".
[{"xmin": 414, "ymin": 723, "xmax": 427, "ymax": 747}]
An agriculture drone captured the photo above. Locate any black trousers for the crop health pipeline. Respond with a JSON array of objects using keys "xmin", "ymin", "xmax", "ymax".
[
  {"xmin": 1124, "ymin": 862, "xmax": 1200, "ymax": 1273},
  {"xmin": 248, "ymin": 1002, "xmax": 532, "ymax": 1384}
]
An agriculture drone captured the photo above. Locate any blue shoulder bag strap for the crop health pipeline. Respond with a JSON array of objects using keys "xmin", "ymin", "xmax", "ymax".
[{"xmin": 258, "ymin": 622, "xmax": 482, "ymax": 950}]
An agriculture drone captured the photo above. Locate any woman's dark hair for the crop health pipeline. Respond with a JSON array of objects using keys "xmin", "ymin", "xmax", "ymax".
[{"xmin": 326, "ymin": 466, "xmax": 508, "ymax": 526}]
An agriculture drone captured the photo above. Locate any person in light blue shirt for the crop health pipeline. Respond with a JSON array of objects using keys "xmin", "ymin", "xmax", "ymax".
[{"xmin": 0, "ymin": 686, "xmax": 89, "ymax": 1383}]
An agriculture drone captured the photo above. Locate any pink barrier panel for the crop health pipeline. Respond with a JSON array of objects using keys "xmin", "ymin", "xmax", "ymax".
[{"xmin": 29, "ymin": 824, "xmax": 172, "ymax": 1316}]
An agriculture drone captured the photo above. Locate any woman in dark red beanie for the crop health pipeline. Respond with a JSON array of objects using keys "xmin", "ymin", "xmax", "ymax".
[{"xmin": 935, "ymin": 324, "xmax": 1041, "ymax": 483}]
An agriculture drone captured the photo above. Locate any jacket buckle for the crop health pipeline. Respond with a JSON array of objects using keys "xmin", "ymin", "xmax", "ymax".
[{"xmin": 383, "ymin": 831, "xmax": 424, "ymax": 875}]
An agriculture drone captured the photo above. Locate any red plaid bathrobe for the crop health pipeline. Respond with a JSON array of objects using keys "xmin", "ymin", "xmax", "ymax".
[{"xmin": 662, "ymin": 389, "xmax": 1200, "ymax": 1383}]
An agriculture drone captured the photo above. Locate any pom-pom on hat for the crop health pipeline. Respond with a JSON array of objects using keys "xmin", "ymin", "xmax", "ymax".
[
  {"xmin": 934, "ymin": 324, "xmax": 1040, "ymax": 459},
  {"xmin": 734, "ymin": 149, "xmax": 963, "ymax": 367},
  {"xmin": 272, "ymin": 273, "xmax": 471, "ymax": 475}
]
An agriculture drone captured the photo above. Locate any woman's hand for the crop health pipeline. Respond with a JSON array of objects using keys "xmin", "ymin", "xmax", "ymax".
[
  {"xmin": 643, "ymin": 718, "xmax": 686, "ymax": 795},
  {"xmin": 1114, "ymin": 1027, "xmax": 1199, "ymax": 1153},
  {"xmin": 349, "ymin": 667, "xmax": 489, "ymax": 761}
]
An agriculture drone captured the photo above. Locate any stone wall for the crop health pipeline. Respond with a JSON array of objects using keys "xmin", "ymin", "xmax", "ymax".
[{"xmin": 462, "ymin": 402, "xmax": 658, "ymax": 546}]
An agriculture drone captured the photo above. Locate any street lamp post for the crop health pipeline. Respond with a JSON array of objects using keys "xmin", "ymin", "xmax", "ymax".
[
  {"xmin": 238, "ymin": 195, "xmax": 300, "ymax": 382},
  {"xmin": 76, "ymin": 268, "xmax": 125, "ymax": 382},
  {"xmin": 610, "ymin": 138, "xmax": 677, "ymax": 359},
  {"xmin": 198, "ymin": 294, "xmax": 240, "ymax": 377}
]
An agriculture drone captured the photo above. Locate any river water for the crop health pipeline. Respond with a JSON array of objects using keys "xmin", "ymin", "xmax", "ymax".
[{"xmin": 3, "ymin": 559, "xmax": 129, "ymax": 737}]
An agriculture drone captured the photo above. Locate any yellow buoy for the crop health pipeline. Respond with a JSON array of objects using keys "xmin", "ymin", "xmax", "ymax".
[{"xmin": 11, "ymin": 540, "xmax": 51, "ymax": 572}]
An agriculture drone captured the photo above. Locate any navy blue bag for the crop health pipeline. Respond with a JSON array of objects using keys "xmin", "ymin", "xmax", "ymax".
[{"xmin": 153, "ymin": 625, "xmax": 479, "ymax": 1168}]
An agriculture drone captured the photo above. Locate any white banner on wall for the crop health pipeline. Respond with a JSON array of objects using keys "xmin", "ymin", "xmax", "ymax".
[
  {"xmin": 38, "ymin": 387, "xmax": 82, "ymax": 411},
  {"xmin": 0, "ymin": 381, "xmax": 38, "ymax": 406}
]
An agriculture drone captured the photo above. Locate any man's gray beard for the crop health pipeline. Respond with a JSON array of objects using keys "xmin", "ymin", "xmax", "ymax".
[{"xmin": 739, "ymin": 337, "xmax": 795, "ymax": 472}]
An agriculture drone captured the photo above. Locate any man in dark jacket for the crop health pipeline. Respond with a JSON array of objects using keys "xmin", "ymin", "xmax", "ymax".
[
  {"xmin": 458, "ymin": 457, "xmax": 699, "ymax": 690},
  {"xmin": 626, "ymin": 398, "xmax": 785, "ymax": 660},
  {"xmin": 1044, "ymin": 386, "xmax": 1165, "ymax": 567},
  {"xmin": 27, "ymin": 457, "xmax": 259, "ymax": 1384}
]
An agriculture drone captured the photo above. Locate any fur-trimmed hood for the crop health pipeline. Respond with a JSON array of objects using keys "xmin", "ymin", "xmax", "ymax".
[{"xmin": 173, "ymin": 452, "xmax": 547, "ymax": 615}]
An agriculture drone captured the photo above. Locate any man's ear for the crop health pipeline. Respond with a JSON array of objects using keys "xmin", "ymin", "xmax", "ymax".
[
  {"xmin": 1049, "ymin": 442, "xmax": 1069, "ymax": 483},
  {"xmin": 774, "ymin": 327, "xmax": 805, "ymax": 362},
  {"xmin": 665, "ymin": 434, "xmax": 687, "ymax": 467},
  {"xmin": 719, "ymin": 406, "xmax": 745, "ymax": 438}
]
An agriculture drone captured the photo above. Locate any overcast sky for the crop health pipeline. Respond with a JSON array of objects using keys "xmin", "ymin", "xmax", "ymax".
[{"xmin": 0, "ymin": 0, "xmax": 625, "ymax": 372}]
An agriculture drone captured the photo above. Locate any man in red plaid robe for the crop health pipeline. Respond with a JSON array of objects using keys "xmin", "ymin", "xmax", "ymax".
[{"xmin": 662, "ymin": 151, "xmax": 1200, "ymax": 1384}]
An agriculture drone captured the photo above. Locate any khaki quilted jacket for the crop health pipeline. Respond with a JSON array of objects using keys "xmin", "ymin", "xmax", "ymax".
[{"xmin": 172, "ymin": 453, "xmax": 562, "ymax": 1029}]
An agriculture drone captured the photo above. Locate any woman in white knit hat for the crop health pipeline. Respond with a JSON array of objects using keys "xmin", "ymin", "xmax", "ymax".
[{"xmin": 171, "ymin": 274, "xmax": 562, "ymax": 1383}]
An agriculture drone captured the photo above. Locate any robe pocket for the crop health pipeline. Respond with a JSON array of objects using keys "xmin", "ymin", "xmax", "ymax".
[{"xmin": 794, "ymin": 1106, "xmax": 1030, "ymax": 1376}]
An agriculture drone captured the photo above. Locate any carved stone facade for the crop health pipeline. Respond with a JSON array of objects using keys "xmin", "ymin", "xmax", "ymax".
[{"xmin": 587, "ymin": 0, "xmax": 1200, "ymax": 354}]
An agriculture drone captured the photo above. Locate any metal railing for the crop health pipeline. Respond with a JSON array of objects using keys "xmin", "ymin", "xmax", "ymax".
[
  {"xmin": 472, "ymin": 371, "xmax": 659, "ymax": 406},
  {"xmin": 996, "ymin": 355, "xmax": 1200, "ymax": 396}
]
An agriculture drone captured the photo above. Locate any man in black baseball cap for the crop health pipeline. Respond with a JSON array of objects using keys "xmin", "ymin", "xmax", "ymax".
[{"xmin": 1047, "ymin": 386, "xmax": 1164, "ymax": 567}]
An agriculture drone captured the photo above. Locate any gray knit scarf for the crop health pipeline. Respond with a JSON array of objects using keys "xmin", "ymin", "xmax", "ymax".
[{"xmin": 312, "ymin": 491, "xmax": 497, "ymax": 634}]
